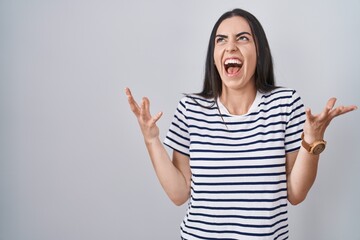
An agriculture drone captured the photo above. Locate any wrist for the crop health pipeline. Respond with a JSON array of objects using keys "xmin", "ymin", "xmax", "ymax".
[
  {"xmin": 301, "ymin": 132, "xmax": 325, "ymax": 142},
  {"xmin": 301, "ymin": 133, "xmax": 327, "ymax": 155},
  {"xmin": 144, "ymin": 136, "xmax": 160, "ymax": 146}
]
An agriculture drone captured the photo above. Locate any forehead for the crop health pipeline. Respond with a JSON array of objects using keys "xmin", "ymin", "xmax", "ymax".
[{"xmin": 216, "ymin": 16, "xmax": 252, "ymax": 34}]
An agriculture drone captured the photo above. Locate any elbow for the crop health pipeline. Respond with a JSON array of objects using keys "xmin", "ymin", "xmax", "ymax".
[
  {"xmin": 170, "ymin": 195, "xmax": 189, "ymax": 206},
  {"xmin": 288, "ymin": 198, "xmax": 304, "ymax": 206},
  {"xmin": 168, "ymin": 191, "xmax": 190, "ymax": 206},
  {"xmin": 288, "ymin": 193, "xmax": 307, "ymax": 206},
  {"xmin": 168, "ymin": 182, "xmax": 191, "ymax": 206},
  {"xmin": 172, "ymin": 199, "xmax": 186, "ymax": 206}
]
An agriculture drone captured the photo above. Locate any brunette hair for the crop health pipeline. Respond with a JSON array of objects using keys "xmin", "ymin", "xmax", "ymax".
[{"xmin": 197, "ymin": 8, "xmax": 276, "ymax": 99}]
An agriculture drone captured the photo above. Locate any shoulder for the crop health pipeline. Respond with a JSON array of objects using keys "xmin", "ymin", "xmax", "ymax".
[
  {"xmin": 178, "ymin": 94, "xmax": 216, "ymax": 109},
  {"xmin": 262, "ymin": 87, "xmax": 299, "ymax": 98},
  {"xmin": 261, "ymin": 87, "xmax": 302, "ymax": 104},
  {"xmin": 258, "ymin": 87, "xmax": 304, "ymax": 112}
]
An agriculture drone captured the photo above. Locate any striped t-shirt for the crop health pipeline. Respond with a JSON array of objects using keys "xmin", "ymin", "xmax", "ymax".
[{"xmin": 164, "ymin": 88, "xmax": 306, "ymax": 240}]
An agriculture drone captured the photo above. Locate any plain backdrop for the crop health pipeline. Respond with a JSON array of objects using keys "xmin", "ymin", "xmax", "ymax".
[{"xmin": 1, "ymin": 0, "xmax": 359, "ymax": 239}]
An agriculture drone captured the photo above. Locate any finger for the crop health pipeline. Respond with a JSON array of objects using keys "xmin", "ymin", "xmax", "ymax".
[
  {"xmin": 140, "ymin": 97, "xmax": 153, "ymax": 121},
  {"xmin": 140, "ymin": 97, "xmax": 147, "ymax": 119},
  {"xmin": 329, "ymin": 105, "xmax": 358, "ymax": 119},
  {"xmin": 305, "ymin": 108, "xmax": 315, "ymax": 122},
  {"xmin": 143, "ymin": 97, "xmax": 150, "ymax": 115},
  {"xmin": 319, "ymin": 97, "xmax": 337, "ymax": 119},
  {"xmin": 150, "ymin": 111, "xmax": 163, "ymax": 125},
  {"xmin": 125, "ymin": 88, "xmax": 140, "ymax": 116},
  {"xmin": 125, "ymin": 87, "xmax": 136, "ymax": 99},
  {"xmin": 326, "ymin": 97, "xmax": 337, "ymax": 110},
  {"xmin": 124, "ymin": 87, "xmax": 131, "ymax": 96}
]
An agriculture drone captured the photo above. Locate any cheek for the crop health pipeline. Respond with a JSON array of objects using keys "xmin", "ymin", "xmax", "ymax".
[
  {"xmin": 213, "ymin": 51, "xmax": 222, "ymax": 70},
  {"xmin": 244, "ymin": 48, "xmax": 257, "ymax": 71},
  {"xmin": 250, "ymin": 55, "xmax": 257, "ymax": 70}
]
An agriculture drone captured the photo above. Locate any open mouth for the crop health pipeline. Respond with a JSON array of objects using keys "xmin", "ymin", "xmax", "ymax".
[{"xmin": 224, "ymin": 58, "xmax": 243, "ymax": 75}]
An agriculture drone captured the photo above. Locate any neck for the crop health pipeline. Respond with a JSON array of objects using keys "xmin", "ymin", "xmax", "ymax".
[{"xmin": 219, "ymin": 84, "xmax": 257, "ymax": 115}]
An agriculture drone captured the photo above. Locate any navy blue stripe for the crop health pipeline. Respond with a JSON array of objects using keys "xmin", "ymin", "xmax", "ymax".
[
  {"xmin": 165, "ymin": 136, "xmax": 188, "ymax": 149},
  {"xmin": 190, "ymin": 146, "xmax": 284, "ymax": 154},
  {"xmin": 285, "ymin": 128, "xmax": 303, "ymax": 138},
  {"xmin": 187, "ymin": 112, "xmax": 291, "ymax": 126},
  {"xmin": 190, "ymin": 129, "xmax": 285, "ymax": 141},
  {"xmin": 179, "ymin": 100, "xmax": 187, "ymax": 110},
  {"xmin": 213, "ymin": 102, "xmax": 301, "ymax": 118},
  {"xmin": 287, "ymin": 123, "xmax": 305, "ymax": 135},
  {"xmin": 163, "ymin": 141, "xmax": 189, "ymax": 157},
  {"xmin": 189, "ymin": 121, "xmax": 287, "ymax": 133},
  {"xmin": 171, "ymin": 122, "xmax": 188, "ymax": 136},
  {"xmin": 185, "ymin": 95, "xmax": 215, "ymax": 104},
  {"xmin": 182, "ymin": 222, "xmax": 289, "ymax": 237},
  {"xmin": 191, "ymin": 196, "xmax": 287, "ymax": 203},
  {"xmin": 192, "ymin": 179, "xmax": 287, "ymax": 186},
  {"xmin": 286, "ymin": 145, "xmax": 301, "ymax": 153},
  {"xmin": 186, "ymin": 217, "xmax": 288, "ymax": 229},
  {"xmin": 288, "ymin": 103, "xmax": 304, "ymax": 117},
  {"xmin": 191, "ymin": 154, "xmax": 285, "ymax": 161},
  {"xmin": 288, "ymin": 113, "xmax": 306, "ymax": 127},
  {"xmin": 262, "ymin": 89, "xmax": 294, "ymax": 99},
  {"xmin": 259, "ymin": 95, "xmax": 292, "ymax": 107},
  {"xmin": 192, "ymin": 171, "xmax": 286, "ymax": 178},
  {"xmin": 287, "ymin": 107, "xmax": 305, "ymax": 125},
  {"xmin": 190, "ymin": 138, "xmax": 284, "ymax": 147},
  {"xmin": 189, "ymin": 210, "xmax": 287, "ymax": 220},
  {"xmin": 191, "ymin": 187, "xmax": 287, "ymax": 194},
  {"xmin": 177, "ymin": 104, "xmax": 189, "ymax": 120},
  {"xmin": 168, "ymin": 129, "xmax": 189, "ymax": 142},
  {"xmin": 275, "ymin": 230, "xmax": 289, "ymax": 240},
  {"xmin": 174, "ymin": 112, "xmax": 188, "ymax": 127},
  {"xmin": 191, "ymin": 203, "xmax": 288, "ymax": 212},
  {"xmin": 186, "ymin": 99, "xmax": 217, "ymax": 109},
  {"xmin": 256, "ymin": 103, "xmax": 298, "ymax": 114},
  {"xmin": 289, "ymin": 95, "xmax": 301, "ymax": 107},
  {"xmin": 187, "ymin": 108, "xmax": 223, "ymax": 117},
  {"xmin": 186, "ymin": 101, "xmax": 302, "ymax": 120},
  {"xmin": 190, "ymin": 163, "xmax": 285, "ymax": 170},
  {"xmin": 286, "ymin": 137, "xmax": 301, "ymax": 146},
  {"xmin": 181, "ymin": 226, "xmax": 238, "ymax": 240}
]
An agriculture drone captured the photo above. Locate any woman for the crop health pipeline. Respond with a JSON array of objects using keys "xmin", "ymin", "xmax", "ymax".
[{"xmin": 125, "ymin": 8, "xmax": 356, "ymax": 240}]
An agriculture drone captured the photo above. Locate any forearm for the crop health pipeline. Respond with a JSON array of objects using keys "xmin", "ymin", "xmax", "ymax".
[
  {"xmin": 287, "ymin": 147, "xmax": 320, "ymax": 205},
  {"xmin": 287, "ymin": 98, "xmax": 358, "ymax": 204},
  {"xmin": 145, "ymin": 138, "xmax": 190, "ymax": 205}
]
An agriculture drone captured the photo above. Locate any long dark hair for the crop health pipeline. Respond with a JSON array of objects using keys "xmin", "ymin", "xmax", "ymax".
[{"xmin": 197, "ymin": 8, "xmax": 276, "ymax": 99}]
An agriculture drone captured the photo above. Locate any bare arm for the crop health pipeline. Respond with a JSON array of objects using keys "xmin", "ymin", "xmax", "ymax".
[
  {"xmin": 286, "ymin": 150, "xmax": 319, "ymax": 205},
  {"xmin": 125, "ymin": 88, "xmax": 191, "ymax": 206},
  {"xmin": 286, "ymin": 98, "xmax": 357, "ymax": 205}
]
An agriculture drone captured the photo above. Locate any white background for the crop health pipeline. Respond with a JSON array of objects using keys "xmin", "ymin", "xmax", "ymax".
[{"xmin": 1, "ymin": 0, "xmax": 359, "ymax": 239}]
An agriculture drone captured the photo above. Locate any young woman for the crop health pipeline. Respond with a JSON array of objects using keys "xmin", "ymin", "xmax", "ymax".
[{"xmin": 125, "ymin": 8, "xmax": 357, "ymax": 240}]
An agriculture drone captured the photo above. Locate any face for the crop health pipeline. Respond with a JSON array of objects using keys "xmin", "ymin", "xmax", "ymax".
[{"xmin": 214, "ymin": 16, "xmax": 257, "ymax": 92}]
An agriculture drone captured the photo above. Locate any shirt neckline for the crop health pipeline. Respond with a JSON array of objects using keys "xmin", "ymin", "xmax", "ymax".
[{"xmin": 217, "ymin": 91, "xmax": 263, "ymax": 117}]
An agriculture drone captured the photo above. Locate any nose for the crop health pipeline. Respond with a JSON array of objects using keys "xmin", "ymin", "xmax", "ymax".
[{"xmin": 225, "ymin": 40, "xmax": 238, "ymax": 53}]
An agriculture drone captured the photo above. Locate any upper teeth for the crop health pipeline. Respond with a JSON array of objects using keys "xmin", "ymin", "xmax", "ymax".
[{"xmin": 225, "ymin": 59, "xmax": 242, "ymax": 65}]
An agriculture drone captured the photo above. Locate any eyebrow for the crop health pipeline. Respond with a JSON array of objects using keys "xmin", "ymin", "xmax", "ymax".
[{"xmin": 215, "ymin": 31, "xmax": 252, "ymax": 39}]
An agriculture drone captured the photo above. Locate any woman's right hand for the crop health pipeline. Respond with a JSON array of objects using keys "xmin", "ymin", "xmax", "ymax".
[{"xmin": 125, "ymin": 88, "xmax": 163, "ymax": 143}]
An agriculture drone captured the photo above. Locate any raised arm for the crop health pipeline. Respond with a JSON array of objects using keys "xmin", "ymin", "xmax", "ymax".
[
  {"xmin": 286, "ymin": 98, "xmax": 357, "ymax": 205},
  {"xmin": 125, "ymin": 88, "xmax": 191, "ymax": 205}
]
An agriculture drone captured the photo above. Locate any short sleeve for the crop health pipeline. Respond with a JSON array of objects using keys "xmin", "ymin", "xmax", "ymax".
[
  {"xmin": 285, "ymin": 90, "xmax": 306, "ymax": 153},
  {"xmin": 163, "ymin": 97, "xmax": 190, "ymax": 156}
]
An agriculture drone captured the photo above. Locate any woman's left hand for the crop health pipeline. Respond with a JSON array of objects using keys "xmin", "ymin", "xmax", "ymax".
[{"xmin": 303, "ymin": 98, "xmax": 357, "ymax": 142}]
